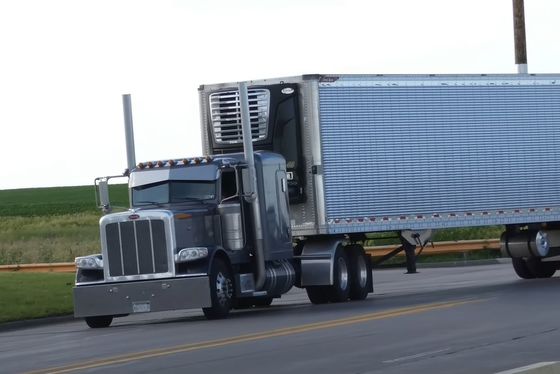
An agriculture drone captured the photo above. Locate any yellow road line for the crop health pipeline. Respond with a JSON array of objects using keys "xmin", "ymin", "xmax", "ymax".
[{"xmin": 27, "ymin": 299, "xmax": 482, "ymax": 374}]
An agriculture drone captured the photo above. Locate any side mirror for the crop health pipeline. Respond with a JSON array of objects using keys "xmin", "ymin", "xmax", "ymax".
[{"xmin": 95, "ymin": 177, "xmax": 112, "ymax": 214}]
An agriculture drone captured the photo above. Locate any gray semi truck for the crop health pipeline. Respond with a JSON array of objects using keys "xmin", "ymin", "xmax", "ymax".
[{"xmin": 74, "ymin": 74, "xmax": 560, "ymax": 328}]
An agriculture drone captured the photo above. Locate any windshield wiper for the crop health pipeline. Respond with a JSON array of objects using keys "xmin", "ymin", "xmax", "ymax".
[
  {"xmin": 172, "ymin": 197, "xmax": 207, "ymax": 204},
  {"xmin": 134, "ymin": 201, "xmax": 166, "ymax": 207}
]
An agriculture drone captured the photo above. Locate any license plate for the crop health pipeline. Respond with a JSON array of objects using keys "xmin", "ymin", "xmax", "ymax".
[{"xmin": 132, "ymin": 301, "xmax": 151, "ymax": 313}]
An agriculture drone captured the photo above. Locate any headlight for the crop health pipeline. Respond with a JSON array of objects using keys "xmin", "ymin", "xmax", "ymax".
[
  {"xmin": 175, "ymin": 247, "xmax": 208, "ymax": 263},
  {"xmin": 75, "ymin": 254, "xmax": 104, "ymax": 270}
]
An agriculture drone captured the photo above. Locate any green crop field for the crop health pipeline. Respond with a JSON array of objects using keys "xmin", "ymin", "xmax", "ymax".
[{"xmin": 0, "ymin": 184, "xmax": 128, "ymax": 265}]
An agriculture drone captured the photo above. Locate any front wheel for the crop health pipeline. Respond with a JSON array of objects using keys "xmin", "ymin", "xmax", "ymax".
[
  {"xmin": 203, "ymin": 258, "xmax": 234, "ymax": 319},
  {"xmin": 85, "ymin": 315, "xmax": 113, "ymax": 328}
]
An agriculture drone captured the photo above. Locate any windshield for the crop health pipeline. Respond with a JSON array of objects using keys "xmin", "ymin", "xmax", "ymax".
[{"xmin": 132, "ymin": 180, "xmax": 217, "ymax": 206}]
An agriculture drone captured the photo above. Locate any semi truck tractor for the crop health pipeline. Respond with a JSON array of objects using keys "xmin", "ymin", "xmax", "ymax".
[{"xmin": 74, "ymin": 74, "xmax": 560, "ymax": 328}]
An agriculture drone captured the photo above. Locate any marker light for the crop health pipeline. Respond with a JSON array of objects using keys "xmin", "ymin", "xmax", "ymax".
[
  {"xmin": 175, "ymin": 247, "xmax": 208, "ymax": 263},
  {"xmin": 75, "ymin": 254, "xmax": 104, "ymax": 270}
]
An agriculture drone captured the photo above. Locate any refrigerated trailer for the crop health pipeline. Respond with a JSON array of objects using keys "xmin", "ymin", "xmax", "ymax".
[{"xmin": 74, "ymin": 74, "xmax": 560, "ymax": 327}]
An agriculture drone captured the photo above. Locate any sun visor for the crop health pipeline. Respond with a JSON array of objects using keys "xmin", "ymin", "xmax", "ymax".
[{"xmin": 129, "ymin": 164, "xmax": 219, "ymax": 188}]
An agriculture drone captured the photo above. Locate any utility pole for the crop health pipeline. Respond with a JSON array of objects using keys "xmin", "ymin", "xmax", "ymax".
[{"xmin": 512, "ymin": 0, "xmax": 528, "ymax": 74}]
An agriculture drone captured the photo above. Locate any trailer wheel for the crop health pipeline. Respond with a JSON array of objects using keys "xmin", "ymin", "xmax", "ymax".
[
  {"xmin": 348, "ymin": 245, "xmax": 371, "ymax": 301},
  {"xmin": 306, "ymin": 286, "xmax": 330, "ymax": 304},
  {"xmin": 527, "ymin": 258, "xmax": 556, "ymax": 278},
  {"xmin": 203, "ymin": 258, "xmax": 234, "ymax": 319},
  {"xmin": 85, "ymin": 315, "xmax": 113, "ymax": 328},
  {"xmin": 327, "ymin": 247, "xmax": 351, "ymax": 302},
  {"xmin": 512, "ymin": 258, "xmax": 556, "ymax": 279}
]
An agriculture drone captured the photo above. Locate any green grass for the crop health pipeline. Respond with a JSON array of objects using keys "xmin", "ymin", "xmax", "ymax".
[
  {"xmin": 0, "ymin": 185, "xmax": 129, "ymax": 265},
  {"xmin": 0, "ymin": 184, "xmax": 128, "ymax": 217},
  {"xmin": 0, "ymin": 273, "xmax": 75, "ymax": 323}
]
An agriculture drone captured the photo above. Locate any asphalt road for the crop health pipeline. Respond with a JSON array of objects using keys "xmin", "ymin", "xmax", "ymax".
[{"xmin": 2, "ymin": 262, "xmax": 560, "ymax": 374}]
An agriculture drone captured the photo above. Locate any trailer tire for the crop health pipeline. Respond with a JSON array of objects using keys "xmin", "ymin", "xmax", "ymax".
[
  {"xmin": 327, "ymin": 247, "xmax": 351, "ymax": 302},
  {"xmin": 85, "ymin": 315, "xmax": 113, "ymax": 328},
  {"xmin": 203, "ymin": 258, "xmax": 234, "ymax": 319},
  {"xmin": 348, "ymin": 245, "xmax": 371, "ymax": 301},
  {"xmin": 511, "ymin": 257, "xmax": 536, "ymax": 279},
  {"xmin": 306, "ymin": 286, "xmax": 330, "ymax": 304},
  {"xmin": 527, "ymin": 258, "xmax": 556, "ymax": 278}
]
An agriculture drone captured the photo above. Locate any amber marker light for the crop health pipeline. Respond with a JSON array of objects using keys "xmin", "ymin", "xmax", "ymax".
[{"xmin": 174, "ymin": 213, "xmax": 192, "ymax": 220}]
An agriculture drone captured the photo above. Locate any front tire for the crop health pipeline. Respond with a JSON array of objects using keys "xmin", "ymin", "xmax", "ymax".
[
  {"xmin": 203, "ymin": 258, "xmax": 234, "ymax": 319},
  {"xmin": 85, "ymin": 315, "xmax": 113, "ymax": 328}
]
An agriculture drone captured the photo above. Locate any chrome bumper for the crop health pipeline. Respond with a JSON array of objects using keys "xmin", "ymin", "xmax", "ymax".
[{"xmin": 73, "ymin": 276, "xmax": 211, "ymax": 318}]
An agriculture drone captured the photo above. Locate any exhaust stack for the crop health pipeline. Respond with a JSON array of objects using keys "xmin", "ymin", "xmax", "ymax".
[
  {"xmin": 122, "ymin": 94, "xmax": 137, "ymax": 173},
  {"xmin": 239, "ymin": 82, "xmax": 266, "ymax": 291}
]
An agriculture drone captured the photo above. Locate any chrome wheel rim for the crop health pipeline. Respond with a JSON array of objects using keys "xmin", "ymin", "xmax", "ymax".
[
  {"xmin": 338, "ymin": 257, "xmax": 349, "ymax": 291},
  {"xmin": 216, "ymin": 272, "xmax": 233, "ymax": 306},
  {"xmin": 357, "ymin": 255, "xmax": 368, "ymax": 288}
]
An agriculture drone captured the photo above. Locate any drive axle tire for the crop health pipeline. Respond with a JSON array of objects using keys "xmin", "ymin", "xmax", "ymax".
[
  {"xmin": 348, "ymin": 245, "xmax": 371, "ymax": 301},
  {"xmin": 203, "ymin": 258, "xmax": 234, "ymax": 319},
  {"xmin": 306, "ymin": 286, "xmax": 330, "ymax": 304},
  {"xmin": 85, "ymin": 315, "xmax": 113, "ymax": 328},
  {"xmin": 327, "ymin": 247, "xmax": 351, "ymax": 303}
]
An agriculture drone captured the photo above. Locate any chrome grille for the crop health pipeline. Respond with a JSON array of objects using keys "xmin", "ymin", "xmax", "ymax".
[
  {"xmin": 209, "ymin": 89, "xmax": 270, "ymax": 144},
  {"xmin": 105, "ymin": 219, "xmax": 168, "ymax": 277}
]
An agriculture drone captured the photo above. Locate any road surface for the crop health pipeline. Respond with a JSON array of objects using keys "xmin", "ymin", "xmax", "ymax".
[{"xmin": 2, "ymin": 262, "xmax": 560, "ymax": 374}]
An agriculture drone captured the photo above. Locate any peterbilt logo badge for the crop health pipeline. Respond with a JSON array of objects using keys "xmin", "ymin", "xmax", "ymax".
[
  {"xmin": 128, "ymin": 214, "xmax": 140, "ymax": 220},
  {"xmin": 281, "ymin": 87, "xmax": 294, "ymax": 95}
]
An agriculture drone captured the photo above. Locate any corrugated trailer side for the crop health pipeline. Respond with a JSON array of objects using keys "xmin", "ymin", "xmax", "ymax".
[{"xmin": 315, "ymin": 74, "xmax": 560, "ymax": 234}]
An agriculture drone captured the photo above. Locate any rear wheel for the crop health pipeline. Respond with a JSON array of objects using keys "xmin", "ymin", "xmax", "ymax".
[
  {"xmin": 85, "ymin": 315, "xmax": 113, "ymax": 328},
  {"xmin": 348, "ymin": 245, "xmax": 371, "ymax": 301},
  {"xmin": 512, "ymin": 257, "xmax": 556, "ymax": 279},
  {"xmin": 327, "ymin": 247, "xmax": 351, "ymax": 302},
  {"xmin": 527, "ymin": 258, "xmax": 556, "ymax": 278},
  {"xmin": 306, "ymin": 286, "xmax": 330, "ymax": 304},
  {"xmin": 203, "ymin": 258, "xmax": 234, "ymax": 319},
  {"xmin": 511, "ymin": 257, "xmax": 535, "ymax": 279}
]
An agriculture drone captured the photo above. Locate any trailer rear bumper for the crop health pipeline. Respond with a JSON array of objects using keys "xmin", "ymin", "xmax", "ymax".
[{"xmin": 73, "ymin": 276, "xmax": 211, "ymax": 318}]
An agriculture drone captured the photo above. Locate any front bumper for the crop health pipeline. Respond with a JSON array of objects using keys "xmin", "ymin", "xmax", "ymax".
[{"xmin": 73, "ymin": 276, "xmax": 211, "ymax": 318}]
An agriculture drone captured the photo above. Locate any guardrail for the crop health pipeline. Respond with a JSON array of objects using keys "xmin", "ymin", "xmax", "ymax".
[{"xmin": 0, "ymin": 239, "xmax": 501, "ymax": 273}]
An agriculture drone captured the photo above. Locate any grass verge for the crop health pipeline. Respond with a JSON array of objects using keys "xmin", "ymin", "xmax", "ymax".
[{"xmin": 0, "ymin": 273, "xmax": 74, "ymax": 324}]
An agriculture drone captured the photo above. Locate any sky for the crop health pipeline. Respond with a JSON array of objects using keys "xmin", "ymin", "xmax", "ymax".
[{"xmin": 1, "ymin": 0, "xmax": 559, "ymax": 190}]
